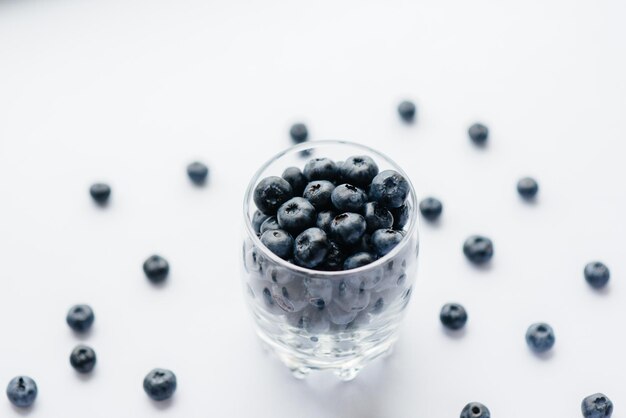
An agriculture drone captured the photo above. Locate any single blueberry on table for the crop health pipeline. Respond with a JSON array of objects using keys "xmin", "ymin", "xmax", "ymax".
[
  {"xmin": 143, "ymin": 368, "xmax": 177, "ymax": 401},
  {"xmin": 391, "ymin": 203, "xmax": 410, "ymax": 229},
  {"xmin": 397, "ymin": 100, "xmax": 416, "ymax": 122},
  {"xmin": 369, "ymin": 170, "xmax": 409, "ymax": 208},
  {"xmin": 330, "ymin": 213, "xmax": 367, "ymax": 246},
  {"xmin": 143, "ymin": 255, "xmax": 170, "ymax": 283},
  {"xmin": 303, "ymin": 158, "xmax": 338, "ymax": 182},
  {"xmin": 343, "ymin": 252, "xmax": 376, "ymax": 270},
  {"xmin": 277, "ymin": 197, "xmax": 316, "ymax": 234},
  {"xmin": 289, "ymin": 123, "xmax": 308, "ymax": 144},
  {"xmin": 331, "ymin": 184, "xmax": 368, "ymax": 213},
  {"xmin": 293, "ymin": 228, "xmax": 329, "ymax": 269},
  {"xmin": 517, "ymin": 177, "xmax": 539, "ymax": 199},
  {"xmin": 460, "ymin": 402, "xmax": 490, "ymax": 418},
  {"xmin": 319, "ymin": 240, "xmax": 346, "ymax": 271},
  {"xmin": 581, "ymin": 393, "xmax": 613, "ymax": 418},
  {"xmin": 186, "ymin": 161, "xmax": 209, "ymax": 185},
  {"xmin": 363, "ymin": 201, "xmax": 394, "ymax": 232},
  {"xmin": 70, "ymin": 345, "xmax": 97, "ymax": 373},
  {"xmin": 468, "ymin": 123, "xmax": 489, "ymax": 145},
  {"xmin": 339, "ymin": 155, "xmax": 379, "ymax": 187},
  {"xmin": 67, "ymin": 304, "xmax": 95, "ymax": 333},
  {"xmin": 440, "ymin": 303, "xmax": 468, "ymax": 330},
  {"xmin": 260, "ymin": 216, "xmax": 280, "ymax": 233},
  {"xmin": 6, "ymin": 376, "xmax": 37, "ymax": 408},
  {"xmin": 282, "ymin": 167, "xmax": 308, "ymax": 196},
  {"xmin": 89, "ymin": 183, "xmax": 111, "ymax": 204},
  {"xmin": 584, "ymin": 261, "xmax": 610, "ymax": 289},
  {"xmin": 316, "ymin": 210, "xmax": 336, "ymax": 234},
  {"xmin": 260, "ymin": 229, "xmax": 294, "ymax": 260},
  {"xmin": 303, "ymin": 180, "xmax": 335, "ymax": 210},
  {"xmin": 463, "ymin": 235, "xmax": 494, "ymax": 264},
  {"xmin": 526, "ymin": 322, "xmax": 555, "ymax": 353},
  {"xmin": 252, "ymin": 210, "xmax": 270, "ymax": 234},
  {"xmin": 253, "ymin": 176, "xmax": 294, "ymax": 215},
  {"xmin": 419, "ymin": 197, "xmax": 443, "ymax": 221},
  {"xmin": 371, "ymin": 229, "xmax": 404, "ymax": 257}
]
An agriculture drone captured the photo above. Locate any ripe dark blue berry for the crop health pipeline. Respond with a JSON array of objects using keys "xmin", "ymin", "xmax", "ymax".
[
  {"xmin": 363, "ymin": 201, "xmax": 394, "ymax": 232},
  {"xmin": 289, "ymin": 123, "xmax": 308, "ymax": 144},
  {"xmin": 143, "ymin": 368, "xmax": 177, "ymax": 401},
  {"xmin": 330, "ymin": 213, "xmax": 367, "ymax": 246},
  {"xmin": 252, "ymin": 210, "xmax": 270, "ymax": 233},
  {"xmin": 316, "ymin": 210, "xmax": 336, "ymax": 234},
  {"xmin": 303, "ymin": 158, "xmax": 338, "ymax": 182},
  {"xmin": 391, "ymin": 203, "xmax": 410, "ymax": 229},
  {"xmin": 89, "ymin": 183, "xmax": 111, "ymax": 204},
  {"xmin": 339, "ymin": 155, "xmax": 379, "ymax": 187},
  {"xmin": 277, "ymin": 197, "xmax": 316, "ymax": 234},
  {"xmin": 186, "ymin": 161, "xmax": 209, "ymax": 184},
  {"xmin": 419, "ymin": 197, "xmax": 443, "ymax": 221},
  {"xmin": 517, "ymin": 177, "xmax": 538, "ymax": 199},
  {"xmin": 526, "ymin": 322, "xmax": 555, "ymax": 353},
  {"xmin": 440, "ymin": 303, "xmax": 468, "ymax": 330},
  {"xmin": 143, "ymin": 255, "xmax": 170, "ymax": 283},
  {"xmin": 320, "ymin": 240, "xmax": 346, "ymax": 271},
  {"xmin": 282, "ymin": 167, "xmax": 308, "ymax": 196},
  {"xmin": 303, "ymin": 180, "xmax": 335, "ymax": 210},
  {"xmin": 371, "ymin": 229, "xmax": 403, "ymax": 257},
  {"xmin": 70, "ymin": 345, "xmax": 97, "ymax": 373},
  {"xmin": 463, "ymin": 235, "xmax": 493, "ymax": 264},
  {"xmin": 460, "ymin": 402, "xmax": 490, "ymax": 418},
  {"xmin": 343, "ymin": 252, "xmax": 376, "ymax": 270},
  {"xmin": 581, "ymin": 393, "xmax": 613, "ymax": 418},
  {"xmin": 253, "ymin": 176, "xmax": 294, "ymax": 215},
  {"xmin": 293, "ymin": 228, "xmax": 329, "ymax": 268},
  {"xmin": 331, "ymin": 184, "xmax": 367, "ymax": 213},
  {"xmin": 584, "ymin": 262, "xmax": 610, "ymax": 289},
  {"xmin": 468, "ymin": 123, "xmax": 489, "ymax": 145},
  {"xmin": 260, "ymin": 216, "xmax": 280, "ymax": 233},
  {"xmin": 66, "ymin": 304, "xmax": 95, "ymax": 333},
  {"xmin": 260, "ymin": 229, "xmax": 294, "ymax": 260},
  {"xmin": 6, "ymin": 376, "xmax": 37, "ymax": 408},
  {"xmin": 397, "ymin": 100, "xmax": 416, "ymax": 122},
  {"xmin": 369, "ymin": 170, "xmax": 409, "ymax": 208}
]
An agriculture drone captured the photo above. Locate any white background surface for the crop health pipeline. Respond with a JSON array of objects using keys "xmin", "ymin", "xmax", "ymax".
[{"xmin": 1, "ymin": 0, "xmax": 625, "ymax": 416}]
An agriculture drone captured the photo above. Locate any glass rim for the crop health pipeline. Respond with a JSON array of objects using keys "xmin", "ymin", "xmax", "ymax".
[{"xmin": 243, "ymin": 139, "xmax": 419, "ymax": 277}]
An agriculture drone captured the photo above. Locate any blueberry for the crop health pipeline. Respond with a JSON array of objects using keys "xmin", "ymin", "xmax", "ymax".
[
  {"xmin": 304, "ymin": 277, "xmax": 334, "ymax": 307},
  {"xmin": 526, "ymin": 322, "xmax": 555, "ymax": 353},
  {"xmin": 584, "ymin": 262, "xmax": 610, "ymax": 289},
  {"xmin": 260, "ymin": 229, "xmax": 294, "ymax": 260},
  {"xmin": 253, "ymin": 176, "xmax": 294, "ymax": 215},
  {"xmin": 463, "ymin": 235, "xmax": 493, "ymax": 264},
  {"xmin": 316, "ymin": 210, "xmax": 336, "ymax": 234},
  {"xmin": 319, "ymin": 241, "xmax": 345, "ymax": 271},
  {"xmin": 260, "ymin": 216, "xmax": 280, "ymax": 233},
  {"xmin": 331, "ymin": 184, "xmax": 368, "ymax": 213},
  {"xmin": 581, "ymin": 393, "xmax": 613, "ymax": 418},
  {"xmin": 391, "ymin": 203, "xmax": 410, "ymax": 229},
  {"xmin": 371, "ymin": 229, "xmax": 403, "ymax": 257},
  {"xmin": 143, "ymin": 255, "xmax": 170, "ymax": 283},
  {"xmin": 339, "ymin": 155, "xmax": 379, "ymax": 187},
  {"xmin": 440, "ymin": 303, "xmax": 468, "ymax": 330},
  {"xmin": 282, "ymin": 167, "xmax": 308, "ymax": 196},
  {"xmin": 252, "ymin": 210, "xmax": 270, "ymax": 233},
  {"xmin": 287, "ymin": 306, "xmax": 330, "ymax": 334},
  {"xmin": 353, "ymin": 233, "xmax": 373, "ymax": 253},
  {"xmin": 303, "ymin": 158, "xmax": 338, "ymax": 182},
  {"xmin": 289, "ymin": 123, "xmax": 308, "ymax": 144},
  {"xmin": 293, "ymin": 228, "xmax": 329, "ymax": 268},
  {"xmin": 468, "ymin": 123, "xmax": 489, "ymax": 145},
  {"xmin": 143, "ymin": 368, "xmax": 177, "ymax": 401},
  {"xmin": 6, "ymin": 376, "xmax": 37, "ymax": 408},
  {"xmin": 70, "ymin": 345, "xmax": 97, "ymax": 373},
  {"xmin": 186, "ymin": 161, "xmax": 209, "ymax": 184},
  {"xmin": 330, "ymin": 213, "xmax": 366, "ymax": 246},
  {"xmin": 277, "ymin": 197, "xmax": 316, "ymax": 234},
  {"xmin": 270, "ymin": 279, "xmax": 308, "ymax": 313},
  {"xmin": 303, "ymin": 180, "xmax": 335, "ymax": 210},
  {"xmin": 363, "ymin": 201, "xmax": 394, "ymax": 232},
  {"xmin": 343, "ymin": 252, "xmax": 376, "ymax": 270},
  {"xmin": 369, "ymin": 170, "xmax": 409, "ymax": 208},
  {"xmin": 419, "ymin": 197, "xmax": 443, "ymax": 221},
  {"xmin": 66, "ymin": 304, "xmax": 95, "ymax": 333},
  {"xmin": 89, "ymin": 183, "xmax": 111, "ymax": 204},
  {"xmin": 460, "ymin": 402, "xmax": 490, "ymax": 418},
  {"xmin": 333, "ymin": 280, "xmax": 370, "ymax": 312},
  {"xmin": 517, "ymin": 177, "xmax": 538, "ymax": 199},
  {"xmin": 397, "ymin": 100, "xmax": 416, "ymax": 122}
]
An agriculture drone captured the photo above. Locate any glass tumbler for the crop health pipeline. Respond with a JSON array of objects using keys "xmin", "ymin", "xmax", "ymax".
[{"xmin": 241, "ymin": 140, "xmax": 419, "ymax": 380}]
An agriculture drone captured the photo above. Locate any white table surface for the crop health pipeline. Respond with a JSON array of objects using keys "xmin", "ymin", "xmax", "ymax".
[{"xmin": 1, "ymin": 0, "xmax": 625, "ymax": 416}]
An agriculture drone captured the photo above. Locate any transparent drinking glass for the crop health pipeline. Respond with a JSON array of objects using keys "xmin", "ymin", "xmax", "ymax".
[{"xmin": 241, "ymin": 140, "xmax": 419, "ymax": 380}]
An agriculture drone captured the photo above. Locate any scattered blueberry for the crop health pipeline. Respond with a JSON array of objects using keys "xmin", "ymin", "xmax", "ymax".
[
  {"xmin": 289, "ymin": 123, "xmax": 308, "ymax": 144},
  {"xmin": 316, "ymin": 210, "xmax": 336, "ymax": 234},
  {"xmin": 330, "ymin": 213, "xmax": 367, "ymax": 246},
  {"xmin": 440, "ymin": 303, "xmax": 468, "ymax": 330},
  {"xmin": 260, "ymin": 229, "xmax": 294, "ymax": 260},
  {"xmin": 277, "ymin": 197, "xmax": 316, "ymax": 234},
  {"xmin": 70, "ymin": 345, "xmax": 97, "ymax": 373},
  {"xmin": 186, "ymin": 161, "xmax": 209, "ymax": 184},
  {"xmin": 143, "ymin": 255, "xmax": 170, "ymax": 283},
  {"xmin": 282, "ymin": 167, "xmax": 308, "ymax": 196},
  {"xmin": 584, "ymin": 262, "xmax": 610, "ymax": 289},
  {"xmin": 319, "ymin": 240, "xmax": 346, "ymax": 271},
  {"xmin": 253, "ymin": 176, "xmax": 294, "ymax": 215},
  {"xmin": 363, "ymin": 201, "xmax": 394, "ymax": 232},
  {"xmin": 293, "ymin": 228, "xmax": 329, "ymax": 268},
  {"xmin": 143, "ymin": 368, "xmax": 177, "ymax": 401},
  {"xmin": 397, "ymin": 100, "xmax": 416, "ymax": 122},
  {"xmin": 303, "ymin": 180, "xmax": 335, "ymax": 210},
  {"xmin": 66, "ymin": 304, "xmax": 95, "ymax": 333},
  {"xmin": 89, "ymin": 183, "xmax": 111, "ymax": 204},
  {"xmin": 260, "ymin": 216, "xmax": 280, "ymax": 233},
  {"xmin": 581, "ymin": 393, "xmax": 613, "ymax": 418},
  {"xmin": 463, "ymin": 235, "xmax": 493, "ymax": 264},
  {"xmin": 526, "ymin": 322, "xmax": 555, "ymax": 353},
  {"xmin": 517, "ymin": 177, "xmax": 538, "ymax": 199},
  {"xmin": 344, "ymin": 252, "xmax": 376, "ymax": 270},
  {"xmin": 468, "ymin": 123, "xmax": 489, "ymax": 145},
  {"xmin": 303, "ymin": 158, "xmax": 338, "ymax": 182},
  {"xmin": 391, "ymin": 203, "xmax": 410, "ymax": 229},
  {"xmin": 331, "ymin": 184, "xmax": 368, "ymax": 213},
  {"xmin": 339, "ymin": 155, "xmax": 379, "ymax": 187},
  {"xmin": 369, "ymin": 170, "xmax": 409, "ymax": 208},
  {"xmin": 371, "ymin": 229, "xmax": 404, "ymax": 257},
  {"xmin": 460, "ymin": 402, "xmax": 490, "ymax": 418},
  {"xmin": 252, "ymin": 210, "xmax": 270, "ymax": 234},
  {"xmin": 419, "ymin": 197, "xmax": 443, "ymax": 221},
  {"xmin": 6, "ymin": 376, "xmax": 37, "ymax": 408}
]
